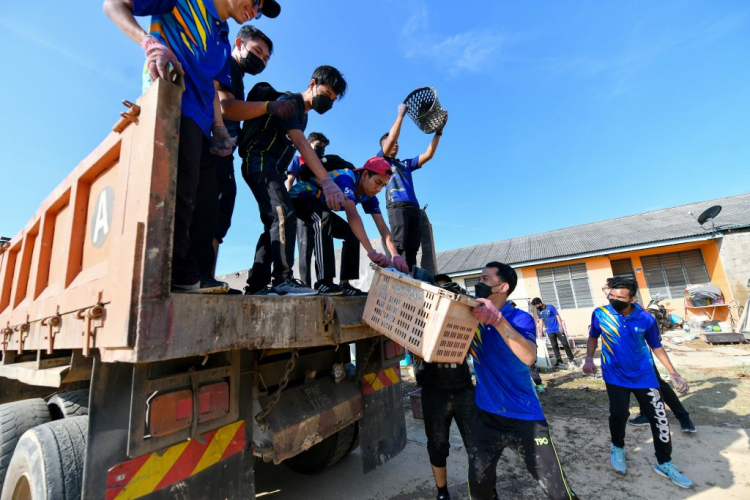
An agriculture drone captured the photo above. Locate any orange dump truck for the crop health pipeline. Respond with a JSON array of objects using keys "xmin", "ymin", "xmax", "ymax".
[{"xmin": 0, "ymin": 79, "xmax": 406, "ymax": 500}]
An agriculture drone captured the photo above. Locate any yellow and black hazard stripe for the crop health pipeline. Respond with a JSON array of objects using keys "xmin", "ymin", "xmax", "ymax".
[{"xmin": 105, "ymin": 420, "xmax": 245, "ymax": 500}]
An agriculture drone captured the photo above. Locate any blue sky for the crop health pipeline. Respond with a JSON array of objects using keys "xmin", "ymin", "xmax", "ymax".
[{"xmin": 1, "ymin": 1, "xmax": 748, "ymax": 276}]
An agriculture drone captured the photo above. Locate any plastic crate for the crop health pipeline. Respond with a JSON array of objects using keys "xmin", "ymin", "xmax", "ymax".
[{"xmin": 363, "ymin": 267, "xmax": 479, "ymax": 363}]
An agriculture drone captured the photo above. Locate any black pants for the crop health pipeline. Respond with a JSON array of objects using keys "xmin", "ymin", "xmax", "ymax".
[
  {"xmin": 242, "ymin": 168, "xmax": 296, "ymax": 290},
  {"xmin": 421, "ymin": 382, "xmax": 475, "ymax": 468},
  {"xmin": 548, "ymin": 332, "xmax": 574, "ymax": 362},
  {"xmin": 387, "ymin": 202, "xmax": 422, "ymax": 270},
  {"xmin": 468, "ymin": 410, "xmax": 577, "ymax": 500},
  {"xmin": 605, "ymin": 383, "xmax": 672, "ymax": 464},
  {"xmin": 530, "ymin": 363, "xmax": 543, "ymax": 385},
  {"xmin": 637, "ymin": 364, "xmax": 690, "ymax": 422},
  {"xmin": 292, "ymin": 197, "xmax": 360, "ymax": 283},
  {"xmin": 297, "ymin": 219, "xmax": 315, "ymax": 287},
  {"xmin": 214, "ymin": 152, "xmax": 237, "ymax": 244},
  {"xmin": 172, "ymin": 116, "xmax": 216, "ymax": 282}
]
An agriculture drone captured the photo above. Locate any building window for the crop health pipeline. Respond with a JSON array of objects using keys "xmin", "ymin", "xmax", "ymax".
[
  {"xmin": 640, "ymin": 249, "xmax": 710, "ymax": 299},
  {"xmin": 464, "ymin": 277, "xmax": 480, "ymax": 295},
  {"xmin": 536, "ymin": 263, "xmax": 594, "ymax": 309}
]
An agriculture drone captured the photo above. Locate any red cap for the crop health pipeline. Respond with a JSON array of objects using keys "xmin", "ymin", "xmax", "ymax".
[{"xmin": 358, "ymin": 157, "xmax": 393, "ymax": 177}]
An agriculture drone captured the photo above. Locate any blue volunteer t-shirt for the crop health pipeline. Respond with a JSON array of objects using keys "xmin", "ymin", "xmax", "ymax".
[
  {"xmin": 287, "ymin": 156, "xmax": 303, "ymax": 178},
  {"xmin": 289, "ymin": 169, "xmax": 381, "ymax": 215},
  {"xmin": 376, "ymin": 149, "xmax": 421, "ymax": 206},
  {"xmin": 537, "ymin": 304, "xmax": 561, "ymax": 333},
  {"xmin": 471, "ymin": 303, "xmax": 545, "ymax": 421},
  {"xmin": 134, "ymin": 0, "xmax": 232, "ymax": 138},
  {"xmin": 589, "ymin": 304, "xmax": 661, "ymax": 389}
]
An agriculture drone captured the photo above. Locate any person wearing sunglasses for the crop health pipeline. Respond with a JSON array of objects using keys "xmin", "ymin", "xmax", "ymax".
[{"xmin": 104, "ymin": 0, "xmax": 281, "ymax": 293}]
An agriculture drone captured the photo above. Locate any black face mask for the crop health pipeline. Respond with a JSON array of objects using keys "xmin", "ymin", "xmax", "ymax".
[
  {"xmin": 312, "ymin": 88, "xmax": 334, "ymax": 114},
  {"xmin": 536, "ymin": 305, "xmax": 545, "ymax": 311},
  {"xmin": 609, "ymin": 298, "xmax": 631, "ymax": 312},
  {"xmin": 239, "ymin": 49, "xmax": 265, "ymax": 75},
  {"xmin": 313, "ymin": 145, "xmax": 325, "ymax": 158},
  {"xmin": 474, "ymin": 282, "xmax": 495, "ymax": 299}
]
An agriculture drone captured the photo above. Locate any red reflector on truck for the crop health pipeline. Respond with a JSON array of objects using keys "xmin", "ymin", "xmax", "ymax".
[{"xmin": 149, "ymin": 382, "xmax": 230, "ymax": 437}]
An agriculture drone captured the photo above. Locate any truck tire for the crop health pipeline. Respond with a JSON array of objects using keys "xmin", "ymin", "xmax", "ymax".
[
  {"xmin": 47, "ymin": 389, "xmax": 89, "ymax": 420},
  {"xmin": 285, "ymin": 423, "xmax": 357, "ymax": 475},
  {"xmin": 1, "ymin": 417, "xmax": 88, "ymax": 500},
  {"xmin": 0, "ymin": 399, "xmax": 51, "ymax": 492}
]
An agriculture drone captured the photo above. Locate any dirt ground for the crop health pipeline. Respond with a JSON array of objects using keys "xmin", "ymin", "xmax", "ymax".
[{"xmin": 255, "ymin": 340, "xmax": 750, "ymax": 499}]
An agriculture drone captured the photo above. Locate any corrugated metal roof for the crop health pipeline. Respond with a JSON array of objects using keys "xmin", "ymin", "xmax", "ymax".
[{"xmin": 438, "ymin": 193, "xmax": 750, "ymax": 274}]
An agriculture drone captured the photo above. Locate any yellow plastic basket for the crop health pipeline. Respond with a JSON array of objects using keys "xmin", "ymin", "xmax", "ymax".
[{"xmin": 363, "ymin": 267, "xmax": 479, "ymax": 363}]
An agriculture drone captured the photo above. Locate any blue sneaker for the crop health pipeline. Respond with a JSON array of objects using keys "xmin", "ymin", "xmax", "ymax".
[
  {"xmin": 654, "ymin": 460, "xmax": 695, "ymax": 489},
  {"xmin": 610, "ymin": 445, "xmax": 627, "ymax": 475}
]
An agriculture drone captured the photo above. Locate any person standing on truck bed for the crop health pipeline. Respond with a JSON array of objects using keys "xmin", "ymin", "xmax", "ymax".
[
  {"xmin": 468, "ymin": 262, "xmax": 578, "ymax": 500},
  {"xmin": 378, "ymin": 103, "xmax": 447, "ymax": 272},
  {"xmin": 240, "ymin": 65, "xmax": 348, "ymax": 296},
  {"xmin": 289, "ymin": 157, "xmax": 407, "ymax": 296},
  {"xmin": 285, "ymin": 132, "xmax": 330, "ymax": 287},
  {"xmin": 193, "ymin": 25, "xmax": 291, "ymax": 283},
  {"xmin": 416, "ymin": 274, "xmax": 475, "ymax": 500},
  {"xmin": 104, "ymin": 0, "xmax": 283, "ymax": 294}
]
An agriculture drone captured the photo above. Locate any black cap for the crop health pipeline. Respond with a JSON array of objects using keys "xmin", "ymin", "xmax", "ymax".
[{"xmin": 262, "ymin": 0, "xmax": 281, "ymax": 18}]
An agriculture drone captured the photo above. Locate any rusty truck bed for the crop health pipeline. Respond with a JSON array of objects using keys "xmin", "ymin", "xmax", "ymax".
[{"xmin": 0, "ymin": 79, "xmax": 375, "ymax": 366}]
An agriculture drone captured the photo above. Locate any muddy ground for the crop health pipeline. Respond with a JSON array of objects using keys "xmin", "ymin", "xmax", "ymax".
[{"xmin": 255, "ymin": 340, "xmax": 750, "ymax": 499}]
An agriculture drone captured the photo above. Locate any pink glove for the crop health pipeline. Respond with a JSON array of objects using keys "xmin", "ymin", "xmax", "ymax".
[
  {"xmin": 367, "ymin": 249, "xmax": 390, "ymax": 267},
  {"xmin": 210, "ymin": 124, "xmax": 234, "ymax": 156},
  {"xmin": 321, "ymin": 177, "xmax": 344, "ymax": 211},
  {"xmin": 582, "ymin": 357, "xmax": 597, "ymax": 375},
  {"xmin": 392, "ymin": 255, "xmax": 409, "ymax": 273},
  {"xmin": 670, "ymin": 372, "xmax": 689, "ymax": 394},
  {"xmin": 397, "ymin": 103, "xmax": 408, "ymax": 117},
  {"xmin": 266, "ymin": 100, "xmax": 295, "ymax": 119},
  {"xmin": 141, "ymin": 35, "xmax": 184, "ymax": 81},
  {"xmin": 472, "ymin": 298, "xmax": 502, "ymax": 326}
]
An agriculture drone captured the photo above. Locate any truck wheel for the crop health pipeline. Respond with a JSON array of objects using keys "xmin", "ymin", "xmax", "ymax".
[
  {"xmin": 0, "ymin": 399, "xmax": 51, "ymax": 492},
  {"xmin": 347, "ymin": 422, "xmax": 360, "ymax": 453},
  {"xmin": 1, "ymin": 417, "xmax": 88, "ymax": 500},
  {"xmin": 285, "ymin": 423, "xmax": 357, "ymax": 475},
  {"xmin": 47, "ymin": 390, "xmax": 89, "ymax": 420}
]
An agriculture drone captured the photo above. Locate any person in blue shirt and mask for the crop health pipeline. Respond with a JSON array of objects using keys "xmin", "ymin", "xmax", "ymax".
[
  {"xmin": 468, "ymin": 262, "xmax": 577, "ymax": 500},
  {"xmin": 583, "ymin": 277, "xmax": 694, "ymax": 489},
  {"xmin": 531, "ymin": 298, "xmax": 577, "ymax": 368}
]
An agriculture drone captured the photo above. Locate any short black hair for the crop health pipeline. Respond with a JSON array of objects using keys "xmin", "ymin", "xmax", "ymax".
[
  {"xmin": 531, "ymin": 297, "xmax": 543, "ymax": 305},
  {"xmin": 485, "ymin": 261, "xmax": 517, "ymax": 295},
  {"xmin": 434, "ymin": 274, "xmax": 452, "ymax": 284},
  {"xmin": 236, "ymin": 25, "xmax": 273, "ymax": 55},
  {"xmin": 307, "ymin": 132, "xmax": 329, "ymax": 146},
  {"xmin": 311, "ymin": 65, "xmax": 347, "ymax": 98},
  {"xmin": 608, "ymin": 276, "xmax": 638, "ymax": 298},
  {"xmin": 379, "ymin": 132, "xmax": 390, "ymax": 147}
]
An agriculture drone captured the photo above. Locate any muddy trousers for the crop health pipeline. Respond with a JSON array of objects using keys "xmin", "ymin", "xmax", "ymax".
[
  {"xmin": 296, "ymin": 219, "xmax": 315, "ymax": 287},
  {"xmin": 421, "ymin": 383, "xmax": 475, "ymax": 468},
  {"xmin": 606, "ymin": 383, "xmax": 672, "ymax": 464},
  {"xmin": 242, "ymin": 169, "xmax": 297, "ymax": 291},
  {"xmin": 468, "ymin": 410, "xmax": 577, "ymax": 500},
  {"xmin": 637, "ymin": 365, "xmax": 690, "ymax": 423},
  {"xmin": 548, "ymin": 332, "xmax": 575, "ymax": 362},
  {"xmin": 387, "ymin": 202, "xmax": 422, "ymax": 270}
]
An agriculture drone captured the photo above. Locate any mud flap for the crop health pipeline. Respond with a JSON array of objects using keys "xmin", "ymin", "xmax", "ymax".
[{"xmin": 356, "ymin": 338, "xmax": 407, "ymax": 473}]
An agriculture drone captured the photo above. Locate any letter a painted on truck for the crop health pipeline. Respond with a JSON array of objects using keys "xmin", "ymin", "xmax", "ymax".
[{"xmin": 91, "ymin": 186, "xmax": 114, "ymax": 248}]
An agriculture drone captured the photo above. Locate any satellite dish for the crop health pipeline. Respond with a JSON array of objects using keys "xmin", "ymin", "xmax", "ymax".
[{"xmin": 697, "ymin": 205, "xmax": 722, "ymax": 225}]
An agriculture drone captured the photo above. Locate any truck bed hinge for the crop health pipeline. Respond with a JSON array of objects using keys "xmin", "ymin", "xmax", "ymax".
[{"xmin": 77, "ymin": 303, "xmax": 105, "ymax": 356}]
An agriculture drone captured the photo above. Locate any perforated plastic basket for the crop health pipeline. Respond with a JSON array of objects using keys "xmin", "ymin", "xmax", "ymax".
[
  {"xmin": 363, "ymin": 267, "xmax": 479, "ymax": 363},
  {"xmin": 403, "ymin": 87, "xmax": 448, "ymax": 134}
]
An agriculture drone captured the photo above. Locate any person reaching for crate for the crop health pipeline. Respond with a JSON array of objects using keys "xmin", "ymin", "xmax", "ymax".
[
  {"xmin": 289, "ymin": 157, "xmax": 409, "ymax": 296},
  {"xmin": 468, "ymin": 262, "xmax": 578, "ymax": 500}
]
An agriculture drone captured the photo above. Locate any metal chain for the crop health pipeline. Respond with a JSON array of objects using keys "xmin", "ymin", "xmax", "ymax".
[
  {"xmin": 356, "ymin": 338, "xmax": 380, "ymax": 389},
  {"xmin": 256, "ymin": 349, "xmax": 299, "ymax": 422}
]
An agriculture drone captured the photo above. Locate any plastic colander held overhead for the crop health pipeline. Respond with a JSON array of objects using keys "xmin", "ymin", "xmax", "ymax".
[{"xmin": 403, "ymin": 87, "xmax": 448, "ymax": 134}]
